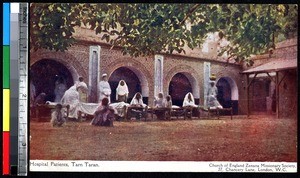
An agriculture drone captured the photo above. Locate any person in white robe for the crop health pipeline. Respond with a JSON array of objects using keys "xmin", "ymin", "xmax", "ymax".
[
  {"xmin": 130, "ymin": 92, "xmax": 146, "ymax": 107},
  {"xmin": 165, "ymin": 95, "xmax": 173, "ymax": 108},
  {"xmin": 129, "ymin": 92, "xmax": 147, "ymax": 120},
  {"xmin": 116, "ymin": 80, "xmax": 129, "ymax": 102},
  {"xmin": 98, "ymin": 73, "xmax": 111, "ymax": 103},
  {"xmin": 183, "ymin": 92, "xmax": 198, "ymax": 107},
  {"xmin": 76, "ymin": 76, "xmax": 88, "ymax": 103},
  {"xmin": 60, "ymin": 85, "xmax": 80, "ymax": 120},
  {"xmin": 207, "ymin": 81, "xmax": 223, "ymax": 109},
  {"xmin": 154, "ymin": 92, "xmax": 165, "ymax": 108},
  {"xmin": 154, "ymin": 92, "xmax": 167, "ymax": 120},
  {"xmin": 54, "ymin": 77, "xmax": 67, "ymax": 102}
]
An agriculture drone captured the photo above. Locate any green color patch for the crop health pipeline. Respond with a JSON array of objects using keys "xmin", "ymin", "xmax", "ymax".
[{"xmin": 3, "ymin": 46, "xmax": 10, "ymax": 88}]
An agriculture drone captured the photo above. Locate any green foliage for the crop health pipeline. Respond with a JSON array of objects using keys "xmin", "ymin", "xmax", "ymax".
[{"xmin": 30, "ymin": 3, "xmax": 298, "ymax": 65}]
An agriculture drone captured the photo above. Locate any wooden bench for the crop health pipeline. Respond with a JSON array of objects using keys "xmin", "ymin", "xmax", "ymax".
[
  {"xmin": 148, "ymin": 107, "xmax": 171, "ymax": 120},
  {"xmin": 183, "ymin": 106, "xmax": 201, "ymax": 119},
  {"xmin": 170, "ymin": 107, "xmax": 186, "ymax": 119},
  {"xmin": 126, "ymin": 106, "xmax": 148, "ymax": 121},
  {"xmin": 205, "ymin": 107, "xmax": 233, "ymax": 119}
]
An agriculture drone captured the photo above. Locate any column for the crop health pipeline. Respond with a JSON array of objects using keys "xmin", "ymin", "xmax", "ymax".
[
  {"xmin": 154, "ymin": 55, "xmax": 163, "ymax": 98},
  {"xmin": 88, "ymin": 46, "xmax": 101, "ymax": 103},
  {"xmin": 203, "ymin": 62, "xmax": 211, "ymax": 108}
]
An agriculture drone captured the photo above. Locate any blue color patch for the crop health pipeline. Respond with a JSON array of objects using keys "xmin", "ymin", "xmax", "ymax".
[{"xmin": 3, "ymin": 3, "xmax": 10, "ymax": 45}]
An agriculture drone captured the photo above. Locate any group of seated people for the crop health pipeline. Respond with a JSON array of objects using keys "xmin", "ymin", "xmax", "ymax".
[{"xmin": 49, "ymin": 79, "xmax": 224, "ymax": 127}]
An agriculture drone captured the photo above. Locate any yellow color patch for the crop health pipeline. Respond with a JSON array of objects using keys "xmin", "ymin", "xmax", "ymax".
[{"xmin": 3, "ymin": 89, "xmax": 10, "ymax": 131}]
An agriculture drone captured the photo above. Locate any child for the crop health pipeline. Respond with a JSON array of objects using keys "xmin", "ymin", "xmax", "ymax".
[{"xmin": 50, "ymin": 104, "xmax": 66, "ymax": 127}]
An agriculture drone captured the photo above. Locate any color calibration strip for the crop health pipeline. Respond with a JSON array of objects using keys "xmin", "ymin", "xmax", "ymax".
[{"xmin": 3, "ymin": 2, "xmax": 11, "ymax": 175}]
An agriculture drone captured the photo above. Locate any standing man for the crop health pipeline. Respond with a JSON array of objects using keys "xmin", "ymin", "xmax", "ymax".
[
  {"xmin": 99, "ymin": 73, "xmax": 111, "ymax": 103},
  {"xmin": 76, "ymin": 76, "xmax": 88, "ymax": 103}
]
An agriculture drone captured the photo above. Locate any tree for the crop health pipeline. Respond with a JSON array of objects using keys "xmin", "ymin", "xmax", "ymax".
[{"xmin": 30, "ymin": 3, "xmax": 298, "ymax": 66}]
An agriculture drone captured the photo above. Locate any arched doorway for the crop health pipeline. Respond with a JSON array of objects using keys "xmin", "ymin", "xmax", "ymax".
[
  {"xmin": 216, "ymin": 77, "xmax": 239, "ymax": 114},
  {"xmin": 108, "ymin": 67, "xmax": 147, "ymax": 104},
  {"xmin": 30, "ymin": 59, "xmax": 74, "ymax": 102},
  {"xmin": 169, "ymin": 73, "xmax": 194, "ymax": 106}
]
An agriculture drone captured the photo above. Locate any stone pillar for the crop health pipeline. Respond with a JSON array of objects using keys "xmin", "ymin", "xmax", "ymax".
[
  {"xmin": 154, "ymin": 55, "xmax": 163, "ymax": 98},
  {"xmin": 88, "ymin": 46, "xmax": 101, "ymax": 103},
  {"xmin": 203, "ymin": 62, "xmax": 211, "ymax": 108}
]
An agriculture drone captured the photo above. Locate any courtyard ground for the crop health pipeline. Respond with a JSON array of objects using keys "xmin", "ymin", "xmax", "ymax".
[{"xmin": 30, "ymin": 115, "xmax": 297, "ymax": 162}]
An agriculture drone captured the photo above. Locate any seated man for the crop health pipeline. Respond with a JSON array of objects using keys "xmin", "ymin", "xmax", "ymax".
[
  {"xmin": 164, "ymin": 95, "xmax": 173, "ymax": 119},
  {"xmin": 90, "ymin": 97, "xmax": 114, "ymax": 127},
  {"xmin": 165, "ymin": 95, "xmax": 172, "ymax": 108},
  {"xmin": 154, "ymin": 92, "xmax": 167, "ymax": 120},
  {"xmin": 50, "ymin": 104, "xmax": 66, "ymax": 127},
  {"xmin": 128, "ymin": 92, "xmax": 147, "ymax": 120},
  {"xmin": 34, "ymin": 92, "xmax": 47, "ymax": 106}
]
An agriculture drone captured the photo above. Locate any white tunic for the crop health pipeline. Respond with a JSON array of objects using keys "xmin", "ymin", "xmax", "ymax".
[
  {"xmin": 130, "ymin": 93, "xmax": 147, "ymax": 107},
  {"xmin": 98, "ymin": 81, "xmax": 111, "ymax": 103},
  {"xmin": 183, "ymin": 92, "xmax": 198, "ymax": 107},
  {"xmin": 61, "ymin": 86, "xmax": 80, "ymax": 119}
]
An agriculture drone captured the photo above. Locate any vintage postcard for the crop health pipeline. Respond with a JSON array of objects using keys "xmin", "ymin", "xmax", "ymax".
[{"xmin": 29, "ymin": 3, "xmax": 297, "ymax": 173}]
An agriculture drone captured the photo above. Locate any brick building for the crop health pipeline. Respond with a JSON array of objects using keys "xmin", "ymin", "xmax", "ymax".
[
  {"xmin": 243, "ymin": 38, "xmax": 298, "ymax": 118},
  {"xmin": 30, "ymin": 26, "xmax": 297, "ymax": 117}
]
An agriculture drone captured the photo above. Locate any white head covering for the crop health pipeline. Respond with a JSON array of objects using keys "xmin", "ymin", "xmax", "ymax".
[
  {"xmin": 102, "ymin": 73, "xmax": 108, "ymax": 78},
  {"xmin": 130, "ymin": 92, "xmax": 144, "ymax": 105},
  {"xmin": 183, "ymin": 92, "xmax": 195, "ymax": 107},
  {"xmin": 116, "ymin": 80, "xmax": 129, "ymax": 100}
]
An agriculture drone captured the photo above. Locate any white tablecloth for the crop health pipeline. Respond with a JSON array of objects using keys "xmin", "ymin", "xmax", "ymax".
[{"xmin": 46, "ymin": 101, "xmax": 129, "ymax": 117}]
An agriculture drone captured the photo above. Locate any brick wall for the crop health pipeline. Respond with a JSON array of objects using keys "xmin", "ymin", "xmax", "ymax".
[{"xmin": 30, "ymin": 26, "xmax": 252, "ymax": 114}]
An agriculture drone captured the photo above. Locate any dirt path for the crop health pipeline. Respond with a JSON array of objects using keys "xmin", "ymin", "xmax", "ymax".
[{"xmin": 30, "ymin": 116, "xmax": 297, "ymax": 162}]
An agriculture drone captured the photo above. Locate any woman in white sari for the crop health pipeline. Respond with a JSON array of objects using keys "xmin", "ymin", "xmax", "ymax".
[
  {"xmin": 116, "ymin": 80, "xmax": 129, "ymax": 102},
  {"xmin": 130, "ymin": 92, "xmax": 146, "ymax": 107},
  {"xmin": 183, "ymin": 92, "xmax": 198, "ymax": 107},
  {"xmin": 129, "ymin": 92, "xmax": 147, "ymax": 120}
]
